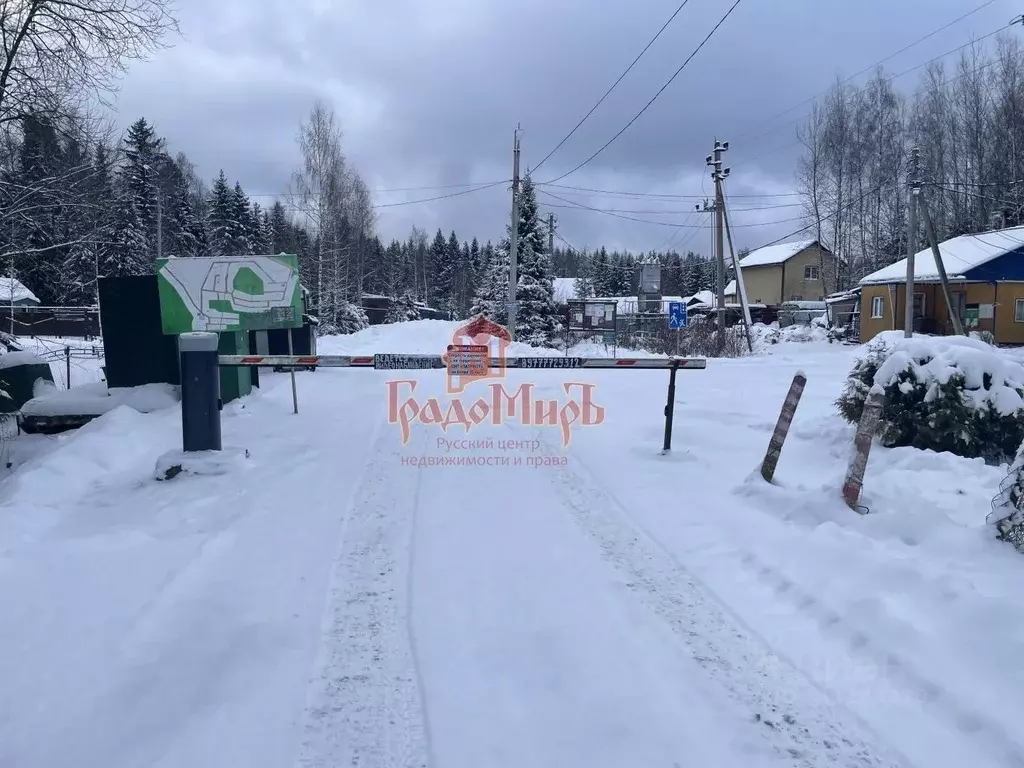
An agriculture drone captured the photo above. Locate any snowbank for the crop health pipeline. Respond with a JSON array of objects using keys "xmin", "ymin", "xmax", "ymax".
[
  {"xmin": 21, "ymin": 381, "xmax": 179, "ymax": 417},
  {"xmin": 0, "ymin": 350, "xmax": 47, "ymax": 369},
  {"xmin": 750, "ymin": 321, "xmax": 829, "ymax": 351}
]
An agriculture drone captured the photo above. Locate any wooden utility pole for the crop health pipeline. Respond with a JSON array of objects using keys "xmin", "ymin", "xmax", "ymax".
[
  {"xmin": 548, "ymin": 213, "xmax": 555, "ymax": 264},
  {"xmin": 707, "ymin": 140, "xmax": 730, "ymax": 341},
  {"xmin": 904, "ymin": 146, "xmax": 921, "ymax": 338},
  {"xmin": 508, "ymin": 126, "xmax": 522, "ymax": 341}
]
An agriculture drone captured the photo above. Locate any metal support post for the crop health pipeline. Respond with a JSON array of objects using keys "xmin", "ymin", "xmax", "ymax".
[
  {"xmin": 662, "ymin": 360, "xmax": 680, "ymax": 453},
  {"xmin": 179, "ymin": 331, "xmax": 222, "ymax": 452}
]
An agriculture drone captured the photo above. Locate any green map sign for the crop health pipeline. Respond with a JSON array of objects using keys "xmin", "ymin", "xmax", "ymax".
[{"xmin": 155, "ymin": 254, "xmax": 303, "ymax": 335}]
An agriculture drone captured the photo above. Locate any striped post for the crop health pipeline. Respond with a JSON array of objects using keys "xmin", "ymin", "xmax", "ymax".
[
  {"xmin": 842, "ymin": 391, "xmax": 886, "ymax": 512},
  {"xmin": 760, "ymin": 371, "xmax": 807, "ymax": 483}
]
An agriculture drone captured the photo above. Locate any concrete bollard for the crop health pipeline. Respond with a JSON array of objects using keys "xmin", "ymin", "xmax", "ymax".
[
  {"xmin": 761, "ymin": 371, "xmax": 807, "ymax": 483},
  {"xmin": 179, "ymin": 332, "xmax": 222, "ymax": 452}
]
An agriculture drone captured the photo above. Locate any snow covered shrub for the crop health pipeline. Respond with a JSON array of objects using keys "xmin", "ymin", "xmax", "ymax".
[
  {"xmin": 836, "ymin": 337, "xmax": 892, "ymax": 424},
  {"xmin": 991, "ymin": 440, "xmax": 1024, "ymax": 553},
  {"xmin": 319, "ymin": 301, "xmax": 369, "ymax": 336},
  {"xmin": 837, "ymin": 334, "xmax": 1024, "ymax": 464}
]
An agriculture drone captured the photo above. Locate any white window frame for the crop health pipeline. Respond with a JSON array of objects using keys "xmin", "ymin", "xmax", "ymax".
[
  {"xmin": 871, "ymin": 295, "xmax": 884, "ymax": 319},
  {"xmin": 1015, "ymin": 298, "xmax": 1024, "ymax": 323},
  {"xmin": 804, "ymin": 265, "xmax": 820, "ymax": 281}
]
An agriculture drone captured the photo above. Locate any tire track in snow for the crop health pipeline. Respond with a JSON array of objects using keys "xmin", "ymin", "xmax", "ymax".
[
  {"xmin": 527, "ymin": 430, "xmax": 910, "ymax": 768},
  {"xmin": 293, "ymin": 424, "xmax": 431, "ymax": 768},
  {"xmin": 731, "ymin": 482, "xmax": 1024, "ymax": 768}
]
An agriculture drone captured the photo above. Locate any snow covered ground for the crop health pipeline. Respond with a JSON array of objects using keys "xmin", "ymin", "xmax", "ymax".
[{"xmin": 1, "ymin": 320, "xmax": 1023, "ymax": 767}]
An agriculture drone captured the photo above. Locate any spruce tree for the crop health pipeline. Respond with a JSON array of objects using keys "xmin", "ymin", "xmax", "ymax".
[
  {"xmin": 120, "ymin": 118, "xmax": 162, "ymax": 260},
  {"xmin": 573, "ymin": 251, "xmax": 595, "ymax": 298},
  {"xmin": 207, "ymin": 171, "xmax": 234, "ymax": 257},
  {"xmin": 428, "ymin": 228, "xmax": 447, "ymax": 309},
  {"xmin": 591, "ymin": 247, "xmax": 612, "ymax": 296},
  {"xmin": 231, "ymin": 182, "xmax": 253, "ymax": 255},
  {"xmin": 437, "ymin": 229, "xmax": 460, "ymax": 318},
  {"xmin": 471, "ymin": 245, "xmax": 508, "ymax": 323},
  {"xmin": 510, "ymin": 177, "xmax": 558, "ymax": 344}
]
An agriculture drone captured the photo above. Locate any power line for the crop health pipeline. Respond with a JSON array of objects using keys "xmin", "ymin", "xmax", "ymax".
[
  {"xmin": 372, "ymin": 180, "xmax": 508, "ymax": 193},
  {"xmin": 372, "ymin": 180, "xmax": 509, "ymax": 209},
  {"xmin": 540, "ymin": 0, "xmax": 745, "ymax": 185},
  {"xmin": 742, "ymin": 21, "xmax": 1021, "ymax": 164},
  {"xmin": 734, "ymin": 0, "xmax": 1002, "ymax": 145},
  {"xmin": 741, "ymin": 175, "xmax": 897, "ymax": 253},
  {"xmin": 539, "ymin": 188, "xmax": 805, "ymax": 229},
  {"xmin": 542, "ymin": 200, "xmax": 801, "ymax": 214},
  {"xmin": 532, "ymin": 0, "xmax": 695, "ymax": 175},
  {"xmin": 535, "ymin": 181, "xmax": 801, "ymax": 199}
]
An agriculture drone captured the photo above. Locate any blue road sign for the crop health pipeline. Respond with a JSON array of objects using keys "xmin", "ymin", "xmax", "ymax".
[{"xmin": 668, "ymin": 301, "xmax": 687, "ymax": 329}]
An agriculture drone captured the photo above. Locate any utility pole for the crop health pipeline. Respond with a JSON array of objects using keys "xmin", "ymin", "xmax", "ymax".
[
  {"xmin": 904, "ymin": 146, "xmax": 921, "ymax": 338},
  {"xmin": 548, "ymin": 213, "xmax": 555, "ymax": 265},
  {"xmin": 508, "ymin": 126, "xmax": 522, "ymax": 340},
  {"xmin": 707, "ymin": 140, "xmax": 730, "ymax": 339}
]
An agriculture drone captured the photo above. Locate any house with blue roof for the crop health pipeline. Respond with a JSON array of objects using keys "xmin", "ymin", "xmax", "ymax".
[{"xmin": 858, "ymin": 224, "xmax": 1024, "ymax": 344}]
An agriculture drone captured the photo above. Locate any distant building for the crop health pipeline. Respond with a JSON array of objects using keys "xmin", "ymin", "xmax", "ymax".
[
  {"xmin": 858, "ymin": 224, "xmax": 1024, "ymax": 344},
  {"xmin": 724, "ymin": 240, "xmax": 839, "ymax": 305},
  {"xmin": 0, "ymin": 277, "xmax": 40, "ymax": 307}
]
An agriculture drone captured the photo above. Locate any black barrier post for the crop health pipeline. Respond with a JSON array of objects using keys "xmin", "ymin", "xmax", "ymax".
[
  {"xmin": 179, "ymin": 332, "xmax": 222, "ymax": 452},
  {"xmin": 662, "ymin": 360, "xmax": 680, "ymax": 453}
]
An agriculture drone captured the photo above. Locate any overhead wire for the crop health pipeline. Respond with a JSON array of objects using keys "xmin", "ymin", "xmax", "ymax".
[
  {"xmin": 531, "ymin": 0, "xmax": 695, "ymax": 175},
  {"xmin": 534, "ymin": 181, "xmax": 801, "ymax": 199},
  {"xmin": 539, "ymin": 0, "xmax": 745, "ymax": 185},
  {"xmin": 733, "ymin": 0, "xmax": 1003, "ymax": 145},
  {"xmin": 742, "ymin": 20, "xmax": 1021, "ymax": 165}
]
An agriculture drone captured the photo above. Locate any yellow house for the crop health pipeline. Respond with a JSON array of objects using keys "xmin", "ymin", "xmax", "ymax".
[
  {"xmin": 724, "ymin": 240, "xmax": 839, "ymax": 305},
  {"xmin": 858, "ymin": 224, "xmax": 1024, "ymax": 345}
]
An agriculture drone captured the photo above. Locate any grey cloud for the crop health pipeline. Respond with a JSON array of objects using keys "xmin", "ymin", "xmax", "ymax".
[{"xmin": 115, "ymin": 0, "xmax": 1015, "ymax": 257}]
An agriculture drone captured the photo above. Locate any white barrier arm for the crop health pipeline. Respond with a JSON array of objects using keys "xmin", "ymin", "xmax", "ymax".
[{"xmin": 218, "ymin": 354, "xmax": 708, "ymax": 370}]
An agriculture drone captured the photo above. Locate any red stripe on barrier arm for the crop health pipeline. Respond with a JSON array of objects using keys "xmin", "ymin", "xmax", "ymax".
[
  {"xmin": 615, "ymin": 359, "xmax": 638, "ymax": 366},
  {"xmin": 296, "ymin": 357, "xmax": 319, "ymax": 364},
  {"xmin": 350, "ymin": 357, "xmax": 374, "ymax": 365},
  {"xmin": 240, "ymin": 357, "xmax": 265, "ymax": 363}
]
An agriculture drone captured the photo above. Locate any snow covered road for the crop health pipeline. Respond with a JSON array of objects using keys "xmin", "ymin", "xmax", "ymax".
[{"xmin": 3, "ymin": 322, "xmax": 1024, "ymax": 768}]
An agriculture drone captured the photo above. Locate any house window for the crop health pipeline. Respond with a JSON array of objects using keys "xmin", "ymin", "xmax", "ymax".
[
  {"xmin": 913, "ymin": 292, "xmax": 926, "ymax": 318},
  {"xmin": 1015, "ymin": 299, "xmax": 1024, "ymax": 323},
  {"xmin": 804, "ymin": 265, "xmax": 820, "ymax": 280},
  {"xmin": 871, "ymin": 295, "xmax": 884, "ymax": 318},
  {"xmin": 790, "ymin": 295, "xmax": 802, "ymax": 301}
]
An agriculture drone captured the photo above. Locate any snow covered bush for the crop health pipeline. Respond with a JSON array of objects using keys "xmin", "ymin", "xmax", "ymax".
[
  {"xmin": 320, "ymin": 301, "xmax": 369, "ymax": 336},
  {"xmin": 837, "ymin": 334, "xmax": 1024, "ymax": 464}
]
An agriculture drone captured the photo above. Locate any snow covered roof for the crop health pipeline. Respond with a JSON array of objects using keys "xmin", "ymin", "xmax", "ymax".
[
  {"xmin": 685, "ymin": 290, "xmax": 715, "ymax": 306},
  {"xmin": 724, "ymin": 279, "xmax": 737, "ymax": 296},
  {"xmin": 739, "ymin": 239, "xmax": 818, "ymax": 268},
  {"xmin": 0, "ymin": 277, "xmax": 39, "ymax": 305},
  {"xmin": 859, "ymin": 225, "xmax": 1024, "ymax": 285}
]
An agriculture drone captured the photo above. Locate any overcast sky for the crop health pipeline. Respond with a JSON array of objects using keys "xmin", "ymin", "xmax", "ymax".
[{"xmin": 112, "ymin": 0, "xmax": 1019, "ymax": 258}]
